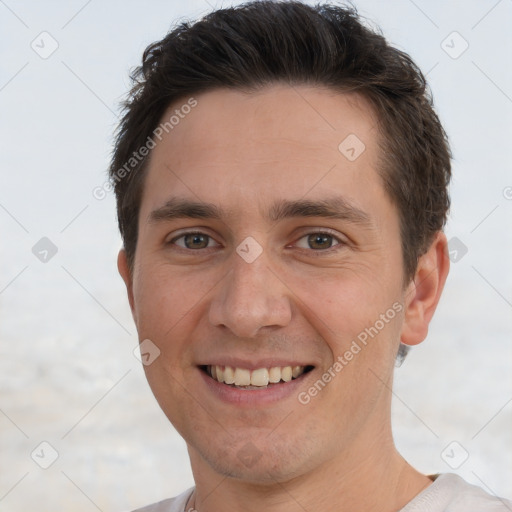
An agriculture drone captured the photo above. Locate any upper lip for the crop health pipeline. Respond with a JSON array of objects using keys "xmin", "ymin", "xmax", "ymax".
[{"xmin": 196, "ymin": 358, "xmax": 315, "ymax": 371}]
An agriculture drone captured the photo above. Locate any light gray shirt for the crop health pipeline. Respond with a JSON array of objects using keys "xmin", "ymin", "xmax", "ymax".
[{"xmin": 130, "ymin": 473, "xmax": 512, "ymax": 512}]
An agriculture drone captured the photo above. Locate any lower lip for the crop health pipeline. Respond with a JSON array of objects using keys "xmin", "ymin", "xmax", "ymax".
[{"xmin": 199, "ymin": 368, "xmax": 312, "ymax": 406}]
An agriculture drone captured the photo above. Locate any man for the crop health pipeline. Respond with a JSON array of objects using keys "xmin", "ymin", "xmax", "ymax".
[{"xmin": 110, "ymin": 1, "xmax": 511, "ymax": 510}]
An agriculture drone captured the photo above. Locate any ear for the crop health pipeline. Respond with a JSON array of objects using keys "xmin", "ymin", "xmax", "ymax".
[
  {"xmin": 117, "ymin": 248, "xmax": 136, "ymax": 320},
  {"xmin": 400, "ymin": 231, "xmax": 450, "ymax": 346}
]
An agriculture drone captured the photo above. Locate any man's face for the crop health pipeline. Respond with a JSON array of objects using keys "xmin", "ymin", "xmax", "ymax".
[{"xmin": 122, "ymin": 85, "xmax": 414, "ymax": 482}]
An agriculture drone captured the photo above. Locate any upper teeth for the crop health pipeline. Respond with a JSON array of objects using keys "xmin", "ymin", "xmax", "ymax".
[{"xmin": 207, "ymin": 365, "xmax": 306, "ymax": 387}]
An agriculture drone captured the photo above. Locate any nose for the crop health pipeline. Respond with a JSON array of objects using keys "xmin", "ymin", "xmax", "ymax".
[{"xmin": 208, "ymin": 249, "xmax": 293, "ymax": 338}]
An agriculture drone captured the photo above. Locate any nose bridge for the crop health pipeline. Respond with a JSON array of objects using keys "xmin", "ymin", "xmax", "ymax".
[{"xmin": 209, "ymin": 248, "xmax": 292, "ymax": 337}]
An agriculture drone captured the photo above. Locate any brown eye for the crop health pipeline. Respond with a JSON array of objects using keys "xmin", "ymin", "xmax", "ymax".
[
  {"xmin": 308, "ymin": 233, "xmax": 334, "ymax": 250},
  {"xmin": 172, "ymin": 232, "xmax": 216, "ymax": 249},
  {"xmin": 295, "ymin": 232, "xmax": 341, "ymax": 251}
]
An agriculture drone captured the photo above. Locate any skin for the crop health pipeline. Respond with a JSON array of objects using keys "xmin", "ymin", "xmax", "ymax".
[{"xmin": 118, "ymin": 84, "xmax": 450, "ymax": 512}]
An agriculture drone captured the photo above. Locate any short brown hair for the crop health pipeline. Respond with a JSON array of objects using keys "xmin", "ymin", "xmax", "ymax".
[{"xmin": 109, "ymin": 0, "xmax": 451, "ymax": 284}]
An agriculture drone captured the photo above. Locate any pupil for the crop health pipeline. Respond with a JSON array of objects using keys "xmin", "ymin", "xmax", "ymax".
[{"xmin": 309, "ymin": 233, "xmax": 331, "ymax": 249}]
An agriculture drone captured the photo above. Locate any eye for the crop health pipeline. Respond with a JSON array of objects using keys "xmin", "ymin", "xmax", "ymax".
[
  {"xmin": 294, "ymin": 232, "xmax": 342, "ymax": 251},
  {"xmin": 170, "ymin": 232, "xmax": 219, "ymax": 250}
]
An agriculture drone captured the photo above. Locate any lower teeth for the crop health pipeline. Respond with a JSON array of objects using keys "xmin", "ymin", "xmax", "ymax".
[{"xmin": 227, "ymin": 381, "xmax": 285, "ymax": 389}]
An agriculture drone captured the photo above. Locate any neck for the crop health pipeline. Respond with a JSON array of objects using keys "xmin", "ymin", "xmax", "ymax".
[{"xmin": 187, "ymin": 428, "xmax": 432, "ymax": 512}]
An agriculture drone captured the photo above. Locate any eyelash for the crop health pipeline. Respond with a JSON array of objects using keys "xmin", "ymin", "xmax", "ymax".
[{"xmin": 168, "ymin": 229, "xmax": 346, "ymax": 254}]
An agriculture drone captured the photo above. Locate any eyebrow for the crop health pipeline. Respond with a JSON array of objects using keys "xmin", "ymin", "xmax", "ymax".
[
  {"xmin": 268, "ymin": 197, "xmax": 372, "ymax": 226},
  {"xmin": 148, "ymin": 196, "xmax": 374, "ymax": 228}
]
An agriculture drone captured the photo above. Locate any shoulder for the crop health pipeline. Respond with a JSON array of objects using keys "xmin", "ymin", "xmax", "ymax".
[
  {"xmin": 128, "ymin": 487, "xmax": 195, "ymax": 512},
  {"xmin": 401, "ymin": 473, "xmax": 512, "ymax": 512}
]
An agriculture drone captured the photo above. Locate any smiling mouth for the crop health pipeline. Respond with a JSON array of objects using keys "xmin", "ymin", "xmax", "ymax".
[{"xmin": 200, "ymin": 364, "xmax": 315, "ymax": 389}]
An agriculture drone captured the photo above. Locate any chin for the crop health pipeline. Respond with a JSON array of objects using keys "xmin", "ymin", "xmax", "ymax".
[
  {"xmin": 206, "ymin": 453, "xmax": 301, "ymax": 484},
  {"xmin": 193, "ymin": 432, "xmax": 319, "ymax": 484}
]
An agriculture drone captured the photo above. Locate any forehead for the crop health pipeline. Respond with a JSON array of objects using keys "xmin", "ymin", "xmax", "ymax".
[{"xmin": 140, "ymin": 84, "xmax": 391, "ymax": 226}]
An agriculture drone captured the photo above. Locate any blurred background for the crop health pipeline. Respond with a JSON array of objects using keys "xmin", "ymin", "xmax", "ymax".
[{"xmin": 0, "ymin": 0, "xmax": 511, "ymax": 510}]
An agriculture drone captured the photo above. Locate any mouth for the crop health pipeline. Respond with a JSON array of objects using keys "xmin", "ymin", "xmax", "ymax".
[{"xmin": 200, "ymin": 364, "xmax": 315, "ymax": 390}]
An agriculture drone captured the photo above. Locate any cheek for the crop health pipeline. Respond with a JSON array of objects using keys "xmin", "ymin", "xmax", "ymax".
[
  {"xmin": 285, "ymin": 266, "xmax": 402, "ymax": 389},
  {"xmin": 132, "ymin": 264, "xmax": 197, "ymax": 340},
  {"xmin": 286, "ymin": 265, "xmax": 393, "ymax": 336},
  {"xmin": 131, "ymin": 263, "xmax": 226, "ymax": 358}
]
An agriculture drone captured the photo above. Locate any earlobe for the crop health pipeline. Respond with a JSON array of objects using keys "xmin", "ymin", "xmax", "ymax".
[
  {"xmin": 400, "ymin": 231, "xmax": 450, "ymax": 346},
  {"xmin": 117, "ymin": 248, "xmax": 136, "ymax": 320}
]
